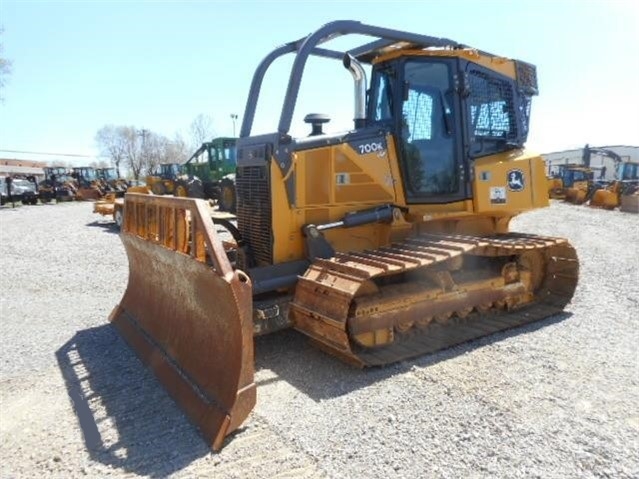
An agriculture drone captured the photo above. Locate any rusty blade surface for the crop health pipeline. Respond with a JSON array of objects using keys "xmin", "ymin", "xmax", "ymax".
[{"xmin": 111, "ymin": 194, "xmax": 255, "ymax": 450}]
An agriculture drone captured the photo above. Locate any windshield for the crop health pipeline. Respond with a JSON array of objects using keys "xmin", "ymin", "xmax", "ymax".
[
  {"xmin": 161, "ymin": 164, "xmax": 181, "ymax": 177},
  {"xmin": 465, "ymin": 65, "xmax": 521, "ymax": 157},
  {"xmin": 372, "ymin": 69, "xmax": 393, "ymax": 122},
  {"xmin": 46, "ymin": 168, "xmax": 71, "ymax": 181},
  {"xmin": 99, "ymin": 168, "xmax": 117, "ymax": 180},
  {"xmin": 398, "ymin": 60, "xmax": 458, "ymax": 198},
  {"xmin": 75, "ymin": 168, "xmax": 97, "ymax": 181},
  {"xmin": 621, "ymin": 163, "xmax": 639, "ymax": 180},
  {"xmin": 224, "ymin": 146, "xmax": 237, "ymax": 167},
  {"xmin": 562, "ymin": 169, "xmax": 591, "ymax": 185},
  {"xmin": 11, "ymin": 179, "xmax": 36, "ymax": 192}
]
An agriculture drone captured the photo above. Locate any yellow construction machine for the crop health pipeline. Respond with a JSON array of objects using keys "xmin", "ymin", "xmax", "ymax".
[
  {"xmin": 144, "ymin": 163, "xmax": 205, "ymax": 198},
  {"xmin": 546, "ymin": 164, "xmax": 594, "ymax": 201},
  {"xmin": 145, "ymin": 163, "xmax": 182, "ymax": 195},
  {"xmin": 111, "ymin": 21, "xmax": 579, "ymax": 450},
  {"xmin": 589, "ymin": 152, "xmax": 639, "ymax": 211},
  {"xmin": 546, "ymin": 175, "xmax": 564, "ymax": 199},
  {"xmin": 93, "ymin": 185, "xmax": 150, "ymax": 228},
  {"xmin": 95, "ymin": 167, "xmax": 129, "ymax": 196},
  {"xmin": 563, "ymin": 145, "xmax": 625, "ymax": 205},
  {"xmin": 562, "ymin": 166, "xmax": 596, "ymax": 204},
  {"xmin": 71, "ymin": 166, "xmax": 106, "ymax": 200},
  {"xmin": 39, "ymin": 167, "xmax": 77, "ymax": 202}
]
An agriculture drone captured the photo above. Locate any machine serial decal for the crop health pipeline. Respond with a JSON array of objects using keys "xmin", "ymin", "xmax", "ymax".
[
  {"xmin": 507, "ymin": 169, "xmax": 525, "ymax": 191},
  {"xmin": 348, "ymin": 137, "xmax": 387, "ymax": 157},
  {"xmin": 490, "ymin": 186, "xmax": 507, "ymax": 204}
]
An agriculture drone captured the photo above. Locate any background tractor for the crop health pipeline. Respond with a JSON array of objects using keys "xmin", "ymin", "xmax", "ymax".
[
  {"xmin": 587, "ymin": 146, "xmax": 639, "ymax": 211},
  {"xmin": 184, "ymin": 137, "xmax": 238, "ymax": 212},
  {"xmin": 39, "ymin": 167, "xmax": 76, "ymax": 202},
  {"xmin": 560, "ymin": 164, "xmax": 596, "ymax": 203},
  {"xmin": 145, "ymin": 163, "xmax": 204, "ymax": 198},
  {"xmin": 71, "ymin": 167, "xmax": 105, "ymax": 200},
  {"xmin": 95, "ymin": 167, "xmax": 129, "ymax": 196}
]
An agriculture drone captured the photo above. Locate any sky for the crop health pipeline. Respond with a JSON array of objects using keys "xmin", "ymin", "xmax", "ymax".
[{"xmin": 0, "ymin": 0, "xmax": 637, "ymax": 166}]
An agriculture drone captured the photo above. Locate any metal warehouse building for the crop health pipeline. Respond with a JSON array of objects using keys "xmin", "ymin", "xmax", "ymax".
[{"xmin": 542, "ymin": 145, "xmax": 639, "ymax": 181}]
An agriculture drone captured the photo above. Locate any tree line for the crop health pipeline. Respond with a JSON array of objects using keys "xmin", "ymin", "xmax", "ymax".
[{"xmin": 94, "ymin": 114, "xmax": 215, "ymax": 180}]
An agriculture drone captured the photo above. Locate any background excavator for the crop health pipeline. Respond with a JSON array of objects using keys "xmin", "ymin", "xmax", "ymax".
[
  {"xmin": 111, "ymin": 21, "xmax": 579, "ymax": 450},
  {"xmin": 586, "ymin": 145, "xmax": 639, "ymax": 211},
  {"xmin": 562, "ymin": 145, "xmax": 632, "ymax": 205}
]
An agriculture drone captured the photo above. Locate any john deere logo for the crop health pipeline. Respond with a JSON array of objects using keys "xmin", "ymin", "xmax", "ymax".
[{"xmin": 507, "ymin": 169, "xmax": 525, "ymax": 191}]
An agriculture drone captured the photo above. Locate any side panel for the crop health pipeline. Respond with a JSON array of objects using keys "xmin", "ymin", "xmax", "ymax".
[
  {"xmin": 271, "ymin": 133, "xmax": 399, "ymax": 264},
  {"xmin": 472, "ymin": 150, "xmax": 549, "ymax": 214}
]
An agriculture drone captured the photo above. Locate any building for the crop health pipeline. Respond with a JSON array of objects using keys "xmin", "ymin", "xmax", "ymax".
[
  {"xmin": 0, "ymin": 159, "xmax": 47, "ymax": 181},
  {"xmin": 542, "ymin": 145, "xmax": 639, "ymax": 181}
]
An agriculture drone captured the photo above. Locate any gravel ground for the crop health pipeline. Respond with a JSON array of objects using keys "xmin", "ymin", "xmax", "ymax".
[{"xmin": 0, "ymin": 200, "xmax": 637, "ymax": 478}]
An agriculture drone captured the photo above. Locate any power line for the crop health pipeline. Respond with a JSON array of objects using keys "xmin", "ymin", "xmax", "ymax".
[{"xmin": 0, "ymin": 149, "xmax": 102, "ymax": 158}]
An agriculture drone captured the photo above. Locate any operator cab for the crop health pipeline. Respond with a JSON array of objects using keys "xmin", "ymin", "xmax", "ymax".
[
  {"xmin": 159, "ymin": 163, "xmax": 181, "ymax": 179},
  {"xmin": 560, "ymin": 167, "xmax": 593, "ymax": 187},
  {"xmin": 368, "ymin": 54, "xmax": 533, "ymax": 204},
  {"xmin": 97, "ymin": 168, "xmax": 118, "ymax": 181}
]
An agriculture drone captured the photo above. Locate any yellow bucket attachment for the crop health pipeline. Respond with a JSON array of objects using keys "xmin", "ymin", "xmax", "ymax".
[
  {"xmin": 589, "ymin": 188, "xmax": 619, "ymax": 209},
  {"xmin": 110, "ymin": 193, "xmax": 255, "ymax": 450},
  {"xmin": 77, "ymin": 187, "xmax": 103, "ymax": 201}
]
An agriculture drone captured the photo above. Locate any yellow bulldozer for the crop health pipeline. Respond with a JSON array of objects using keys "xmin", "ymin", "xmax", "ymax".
[{"xmin": 110, "ymin": 21, "xmax": 579, "ymax": 450}]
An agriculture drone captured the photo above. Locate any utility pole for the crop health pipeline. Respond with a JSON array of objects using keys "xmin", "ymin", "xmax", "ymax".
[
  {"xmin": 230, "ymin": 114, "xmax": 238, "ymax": 137},
  {"xmin": 137, "ymin": 128, "xmax": 149, "ymax": 179},
  {"xmin": 138, "ymin": 128, "xmax": 149, "ymax": 148}
]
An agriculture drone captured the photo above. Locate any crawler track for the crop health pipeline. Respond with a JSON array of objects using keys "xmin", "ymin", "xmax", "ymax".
[{"xmin": 291, "ymin": 232, "xmax": 579, "ymax": 366}]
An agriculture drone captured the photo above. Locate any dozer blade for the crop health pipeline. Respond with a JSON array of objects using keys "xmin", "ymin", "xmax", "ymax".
[{"xmin": 110, "ymin": 193, "xmax": 255, "ymax": 450}]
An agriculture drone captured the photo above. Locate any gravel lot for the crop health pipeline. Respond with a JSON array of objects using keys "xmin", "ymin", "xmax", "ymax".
[{"xmin": 1, "ymin": 200, "xmax": 637, "ymax": 478}]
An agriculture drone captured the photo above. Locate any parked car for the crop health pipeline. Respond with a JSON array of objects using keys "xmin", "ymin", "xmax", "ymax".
[
  {"xmin": 13, "ymin": 178, "xmax": 39, "ymax": 205},
  {"xmin": 0, "ymin": 178, "xmax": 7, "ymax": 205},
  {"xmin": 0, "ymin": 177, "xmax": 39, "ymax": 205}
]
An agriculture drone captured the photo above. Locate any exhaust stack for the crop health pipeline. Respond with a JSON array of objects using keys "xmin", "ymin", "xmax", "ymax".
[{"xmin": 343, "ymin": 54, "xmax": 367, "ymax": 129}]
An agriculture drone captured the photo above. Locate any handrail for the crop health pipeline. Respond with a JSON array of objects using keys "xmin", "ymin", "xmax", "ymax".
[{"xmin": 239, "ymin": 20, "xmax": 461, "ymax": 138}]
